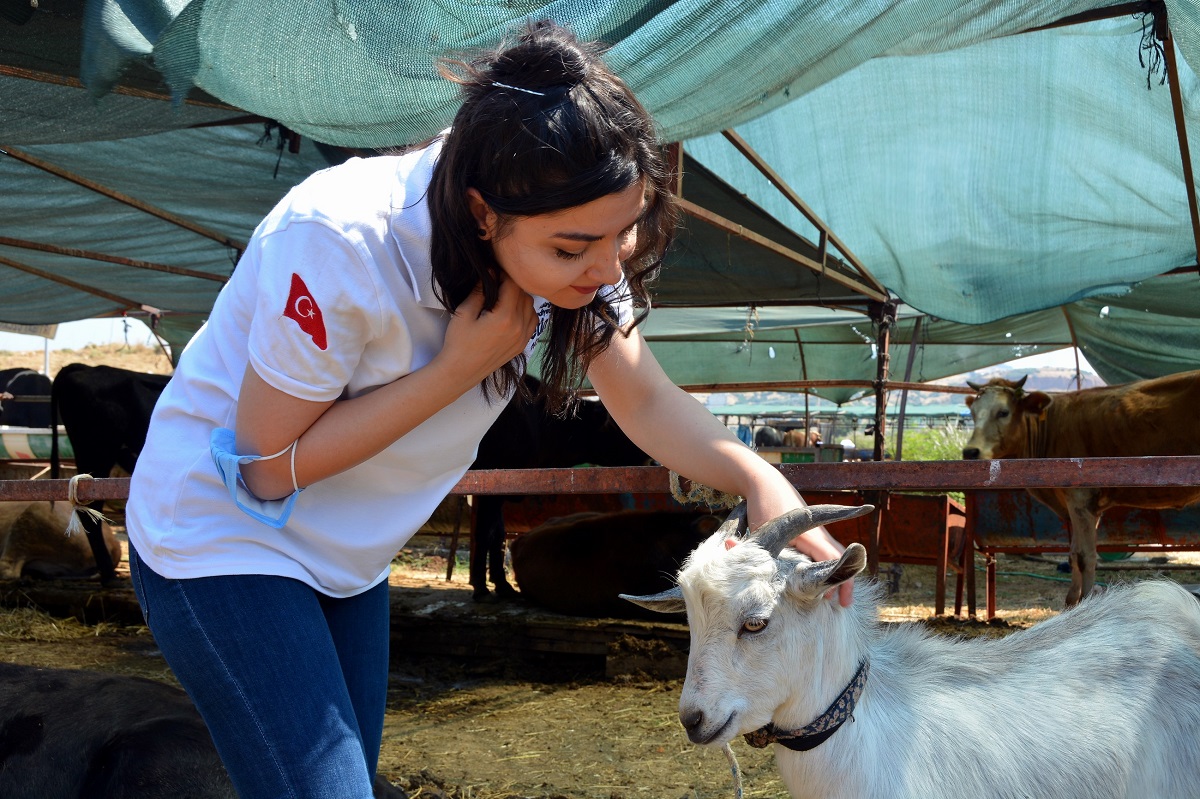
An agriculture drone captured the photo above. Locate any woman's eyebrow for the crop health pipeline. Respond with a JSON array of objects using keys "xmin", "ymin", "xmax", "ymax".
[
  {"xmin": 549, "ymin": 204, "xmax": 647, "ymax": 242},
  {"xmin": 549, "ymin": 231, "xmax": 603, "ymax": 242}
]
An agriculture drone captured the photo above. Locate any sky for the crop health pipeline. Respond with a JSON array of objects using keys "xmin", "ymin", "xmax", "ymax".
[
  {"xmin": 0, "ymin": 317, "xmax": 158, "ymax": 352},
  {"xmin": 0, "ymin": 316, "xmax": 1096, "ymax": 373}
]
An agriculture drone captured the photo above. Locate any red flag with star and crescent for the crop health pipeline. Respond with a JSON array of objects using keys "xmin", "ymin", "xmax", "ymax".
[{"xmin": 283, "ymin": 273, "xmax": 327, "ymax": 350}]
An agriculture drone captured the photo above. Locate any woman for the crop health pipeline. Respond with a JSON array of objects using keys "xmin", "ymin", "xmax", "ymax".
[{"xmin": 125, "ymin": 20, "xmax": 849, "ymax": 798}]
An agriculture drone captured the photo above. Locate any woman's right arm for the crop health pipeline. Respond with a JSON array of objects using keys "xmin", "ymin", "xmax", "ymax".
[{"xmin": 238, "ymin": 279, "xmax": 536, "ymax": 500}]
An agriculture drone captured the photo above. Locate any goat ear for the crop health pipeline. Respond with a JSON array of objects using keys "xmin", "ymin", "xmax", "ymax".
[
  {"xmin": 787, "ymin": 543, "xmax": 868, "ymax": 600},
  {"xmin": 620, "ymin": 586, "xmax": 686, "ymax": 614}
]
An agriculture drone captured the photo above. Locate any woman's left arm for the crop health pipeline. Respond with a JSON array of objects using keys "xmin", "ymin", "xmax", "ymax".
[{"xmin": 588, "ymin": 326, "xmax": 852, "ymax": 606}]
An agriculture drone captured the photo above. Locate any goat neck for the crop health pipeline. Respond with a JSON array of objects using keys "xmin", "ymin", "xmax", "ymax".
[{"xmin": 751, "ymin": 554, "xmax": 877, "ymax": 737}]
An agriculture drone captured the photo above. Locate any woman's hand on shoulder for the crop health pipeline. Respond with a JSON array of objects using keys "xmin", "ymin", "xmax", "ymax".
[{"xmin": 438, "ymin": 279, "xmax": 537, "ymax": 386}]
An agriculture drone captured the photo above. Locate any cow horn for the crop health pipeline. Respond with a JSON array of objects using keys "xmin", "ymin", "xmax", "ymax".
[
  {"xmin": 1014, "ymin": 374, "xmax": 1028, "ymax": 388},
  {"xmin": 966, "ymin": 380, "xmax": 986, "ymax": 392},
  {"xmin": 752, "ymin": 504, "xmax": 877, "ymax": 557}
]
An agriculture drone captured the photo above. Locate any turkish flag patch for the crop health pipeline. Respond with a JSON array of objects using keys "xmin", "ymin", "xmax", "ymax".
[{"xmin": 283, "ymin": 273, "xmax": 328, "ymax": 350}]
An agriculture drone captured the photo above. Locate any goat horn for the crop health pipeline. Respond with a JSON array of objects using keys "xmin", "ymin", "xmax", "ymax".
[
  {"xmin": 619, "ymin": 585, "xmax": 686, "ymax": 614},
  {"xmin": 717, "ymin": 501, "xmax": 749, "ymax": 539},
  {"xmin": 753, "ymin": 504, "xmax": 877, "ymax": 557}
]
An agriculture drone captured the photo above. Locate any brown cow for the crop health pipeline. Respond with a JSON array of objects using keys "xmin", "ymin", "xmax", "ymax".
[
  {"xmin": 962, "ymin": 372, "xmax": 1200, "ymax": 606},
  {"xmin": 0, "ymin": 501, "xmax": 122, "ymax": 580},
  {"xmin": 782, "ymin": 429, "xmax": 806, "ymax": 447}
]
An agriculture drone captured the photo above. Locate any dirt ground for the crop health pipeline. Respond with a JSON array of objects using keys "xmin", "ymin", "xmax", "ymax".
[{"xmin": 4, "ymin": 534, "xmax": 1200, "ymax": 799}]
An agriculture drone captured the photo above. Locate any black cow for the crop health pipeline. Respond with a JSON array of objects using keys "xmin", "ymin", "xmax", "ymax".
[
  {"xmin": 469, "ymin": 376, "xmax": 649, "ymax": 601},
  {"xmin": 0, "ymin": 663, "xmax": 408, "ymax": 799},
  {"xmin": 509, "ymin": 508, "xmax": 722, "ymax": 619},
  {"xmin": 0, "ymin": 662, "xmax": 234, "ymax": 799},
  {"xmin": 0, "ymin": 367, "xmax": 52, "ymax": 428},
  {"xmin": 753, "ymin": 425, "xmax": 784, "ymax": 448},
  {"xmin": 50, "ymin": 364, "xmax": 172, "ymax": 585}
]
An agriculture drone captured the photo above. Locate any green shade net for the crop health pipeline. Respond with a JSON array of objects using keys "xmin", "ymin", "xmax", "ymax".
[
  {"xmin": 1, "ymin": 0, "xmax": 1198, "ymax": 383},
  {"xmin": 0, "ymin": 123, "xmax": 333, "ymax": 358}
]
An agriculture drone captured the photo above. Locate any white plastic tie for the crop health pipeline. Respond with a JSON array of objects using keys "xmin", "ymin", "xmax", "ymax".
[
  {"xmin": 64, "ymin": 474, "xmax": 112, "ymax": 538},
  {"xmin": 722, "ymin": 742, "xmax": 744, "ymax": 799},
  {"xmin": 257, "ymin": 439, "xmax": 300, "ymax": 493}
]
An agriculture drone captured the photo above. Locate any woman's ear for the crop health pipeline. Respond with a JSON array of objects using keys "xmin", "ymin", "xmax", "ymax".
[{"xmin": 465, "ymin": 188, "xmax": 496, "ymax": 240}]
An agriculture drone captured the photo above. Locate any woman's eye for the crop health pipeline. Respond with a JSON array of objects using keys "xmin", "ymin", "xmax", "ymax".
[
  {"xmin": 740, "ymin": 618, "xmax": 768, "ymax": 636},
  {"xmin": 555, "ymin": 249, "xmax": 585, "ymax": 261}
]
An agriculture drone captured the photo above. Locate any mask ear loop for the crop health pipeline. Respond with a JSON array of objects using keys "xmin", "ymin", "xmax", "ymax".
[{"xmin": 257, "ymin": 440, "xmax": 301, "ymax": 493}]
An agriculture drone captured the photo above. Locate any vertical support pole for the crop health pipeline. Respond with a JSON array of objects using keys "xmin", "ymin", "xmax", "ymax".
[
  {"xmin": 894, "ymin": 315, "xmax": 923, "ymax": 462},
  {"xmin": 864, "ymin": 300, "xmax": 897, "ymax": 577},
  {"xmin": 795, "ymin": 329, "xmax": 812, "ymax": 444},
  {"xmin": 869, "ymin": 300, "xmax": 896, "ymax": 463},
  {"xmin": 1061, "ymin": 307, "xmax": 1084, "ymax": 390},
  {"xmin": 1159, "ymin": 7, "xmax": 1200, "ymax": 267}
]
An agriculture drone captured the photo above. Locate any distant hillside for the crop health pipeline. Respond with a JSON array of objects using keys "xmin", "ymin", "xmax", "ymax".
[
  {"xmin": 914, "ymin": 365, "xmax": 1104, "ymax": 406},
  {"xmin": 704, "ymin": 365, "xmax": 1104, "ymax": 411}
]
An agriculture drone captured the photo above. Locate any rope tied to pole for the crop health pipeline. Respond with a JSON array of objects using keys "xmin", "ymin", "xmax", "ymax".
[
  {"xmin": 64, "ymin": 474, "xmax": 111, "ymax": 538},
  {"xmin": 668, "ymin": 471, "xmax": 741, "ymax": 510}
]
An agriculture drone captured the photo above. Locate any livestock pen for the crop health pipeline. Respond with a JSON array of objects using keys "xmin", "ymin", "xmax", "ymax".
[
  {"xmin": 2, "ymin": 454, "xmax": 1199, "ymax": 615},
  {"xmin": 3, "ymin": 457, "xmax": 1200, "ymax": 799}
]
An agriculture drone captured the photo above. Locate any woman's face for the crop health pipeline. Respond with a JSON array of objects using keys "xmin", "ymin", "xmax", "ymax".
[{"xmin": 470, "ymin": 181, "xmax": 645, "ymax": 309}]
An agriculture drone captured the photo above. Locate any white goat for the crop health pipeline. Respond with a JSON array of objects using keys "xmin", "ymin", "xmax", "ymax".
[{"xmin": 623, "ymin": 503, "xmax": 1200, "ymax": 799}]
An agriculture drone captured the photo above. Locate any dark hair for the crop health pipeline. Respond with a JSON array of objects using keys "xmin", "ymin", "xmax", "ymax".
[{"xmin": 427, "ymin": 20, "xmax": 678, "ymax": 410}]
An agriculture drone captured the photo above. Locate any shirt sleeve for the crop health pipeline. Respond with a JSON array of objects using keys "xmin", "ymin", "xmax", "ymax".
[{"xmin": 247, "ymin": 218, "xmax": 383, "ymax": 402}]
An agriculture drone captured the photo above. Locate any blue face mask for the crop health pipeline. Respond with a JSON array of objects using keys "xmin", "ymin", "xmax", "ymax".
[{"xmin": 210, "ymin": 427, "xmax": 302, "ymax": 529}]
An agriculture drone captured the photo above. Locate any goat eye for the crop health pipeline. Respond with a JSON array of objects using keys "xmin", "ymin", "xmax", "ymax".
[{"xmin": 740, "ymin": 617, "xmax": 768, "ymax": 636}]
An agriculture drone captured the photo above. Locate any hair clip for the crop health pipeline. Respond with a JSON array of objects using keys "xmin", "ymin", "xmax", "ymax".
[{"xmin": 491, "ymin": 81, "xmax": 546, "ymax": 96}]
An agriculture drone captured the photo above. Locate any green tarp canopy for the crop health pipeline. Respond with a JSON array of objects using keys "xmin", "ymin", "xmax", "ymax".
[{"xmin": 1, "ymin": 1, "xmax": 1197, "ymax": 399}]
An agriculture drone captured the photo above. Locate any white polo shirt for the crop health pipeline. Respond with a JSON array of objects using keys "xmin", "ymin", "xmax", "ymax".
[{"xmin": 126, "ymin": 139, "xmax": 630, "ymax": 598}]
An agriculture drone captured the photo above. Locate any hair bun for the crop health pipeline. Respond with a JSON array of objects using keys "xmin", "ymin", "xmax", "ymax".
[{"xmin": 488, "ymin": 20, "xmax": 597, "ymax": 92}]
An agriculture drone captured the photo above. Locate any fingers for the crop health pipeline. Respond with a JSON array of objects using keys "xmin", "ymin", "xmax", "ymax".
[
  {"xmin": 441, "ymin": 279, "xmax": 537, "ymax": 384},
  {"xmin": 824, "ymin": 581, "xmax": 854, "ymax": 607},
  {"xmin": 458, "ymin": 284, "xmax": 486, "ymax": 318}
]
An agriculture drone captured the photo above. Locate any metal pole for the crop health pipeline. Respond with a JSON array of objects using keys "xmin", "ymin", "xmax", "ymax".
[
  {"xmin": 865, "ymin": 300, "xmax": 897, "ymax": 576},
  {"xmin": 1160, "ymin": 7, "xmax": 1200, "ymax": 266},
  {"xmin": 894, "ymin": 316, "xmax": 924, "ymax": 461}
]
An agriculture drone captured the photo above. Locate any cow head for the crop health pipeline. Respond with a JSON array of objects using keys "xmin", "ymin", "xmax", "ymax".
[{"xmin": 962, "ymin": 376, "xmax": 1052, "ymax": 459}]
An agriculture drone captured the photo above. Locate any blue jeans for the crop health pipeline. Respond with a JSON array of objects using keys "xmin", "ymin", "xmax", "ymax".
[{"xmin": 129, "ymin": 544, "xmax": 389, "ymax": 799}]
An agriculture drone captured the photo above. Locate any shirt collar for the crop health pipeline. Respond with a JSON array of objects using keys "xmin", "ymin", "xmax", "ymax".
[{"xmin": 390, "ymin": 135, "xmax": 447, "ymax": 311}]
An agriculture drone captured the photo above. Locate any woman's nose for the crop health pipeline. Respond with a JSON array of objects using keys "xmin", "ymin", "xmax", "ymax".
[{"xmin": 586, "ymin": 244, "xmax": 625, "ymax": 284}]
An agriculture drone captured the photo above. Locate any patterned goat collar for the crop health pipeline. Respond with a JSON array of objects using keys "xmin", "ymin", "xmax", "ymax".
[{"xmin": 743, "ymin": 658, "xmax": 869, "ymax": 752}]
